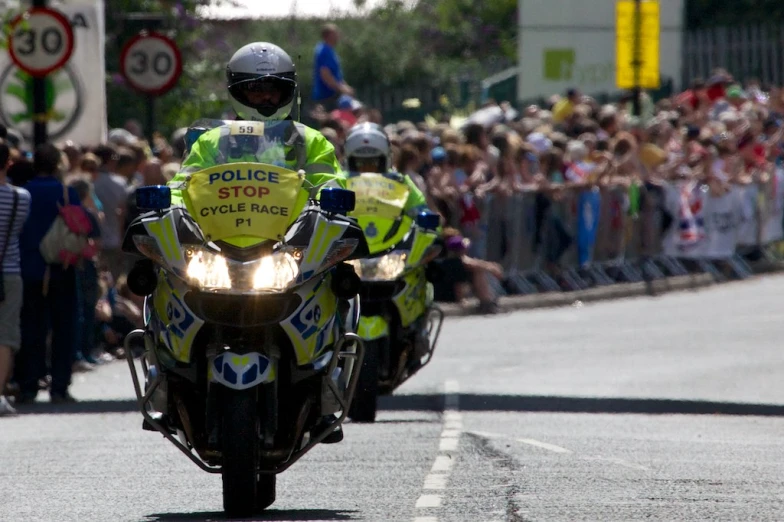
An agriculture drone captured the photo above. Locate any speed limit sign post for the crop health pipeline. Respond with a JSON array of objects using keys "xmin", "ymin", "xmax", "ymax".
[
  {"xmin": 121, "ymin": 31, "xmax": 183, "ymax": 143},
  {"xmin": 7, "ymin": 1, "xmax": 75, "ymax": 147}
]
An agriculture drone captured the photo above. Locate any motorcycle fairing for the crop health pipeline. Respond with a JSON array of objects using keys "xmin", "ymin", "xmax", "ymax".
[
  {"xmin": 354, "ymin": 215, "xmax": 413, "ymax": 255},
  {"xmin": 357, "ymin": 315, "xmax": 389, "ymax": 341},
  {"xmin": 392, "ymin": 266, "xmax": 429, "ymax": 328},
  {"xmin": 297, "ymin": 212, "xmax": 352, "ymax": 282},
  {"xmin": 406, "ymin": 228, "xmax": 439, "ymax": 267},
  {"xmin": 152, "ymin": 270, "xmax": 205, "ymax": 363},
  {"xmin": 280, "ymin": 273, "xmax": 338, "ymax": 366}
]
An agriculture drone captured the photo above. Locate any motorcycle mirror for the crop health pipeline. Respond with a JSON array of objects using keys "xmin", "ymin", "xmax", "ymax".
[
  {"xmin": 416, "ymin": 211, "xmax": 440, "ymax": 231},
  {"xmin": 136, "ymin": 186, "xmax": 171, "ymax": 211},
  {"xmin": 320, "ymin": 187, "xmax": 356, "ymax": 214},
  {"xmin": 127, "ymin": 259, "xmax": 158, "ymax": 296}
]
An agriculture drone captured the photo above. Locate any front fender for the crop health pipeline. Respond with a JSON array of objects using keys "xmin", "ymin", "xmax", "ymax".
[
  {"xmin": 208, "ymin": 351, "xmax": 277, "ymax": 390},
  {"xmin": 357, "ymin": 315, "xmax": 390, "ymax": 341}
]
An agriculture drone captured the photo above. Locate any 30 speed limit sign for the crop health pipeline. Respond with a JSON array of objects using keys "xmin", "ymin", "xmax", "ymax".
[
  {"xmin": 8, "ymin": 7, "xmax": 75, "ymax": 78},
  {"xmin": 120, "ymin": 32, "xmax": 183, "ymax": 96}
]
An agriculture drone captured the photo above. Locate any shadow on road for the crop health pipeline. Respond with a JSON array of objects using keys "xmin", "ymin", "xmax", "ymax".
[
  {"xmin": 379, "ymin": 393, "xmax": 784, "ymax": 417},
  {"xmin": 14, "ymin": 399, "xmax": 138, "ymax": 415},
  {"xmin": 13, "ymin": 394, "xmax": 784, "ymax": 418},
  {"xmin": 143, "ymin": 508, "xmax": 359, "ymax": 521}
]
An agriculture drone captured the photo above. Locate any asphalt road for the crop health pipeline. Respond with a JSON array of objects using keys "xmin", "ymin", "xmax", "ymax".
[{"xmin": 4, "ymin": 275, "xmax": 784, "ymax": 521}]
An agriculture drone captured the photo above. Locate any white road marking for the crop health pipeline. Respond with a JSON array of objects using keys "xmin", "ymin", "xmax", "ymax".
[
  {"xmin": 469, "ymin": 430, "xmax": 571, "ymax": 453},
  {"xmin": 470, "ymin": 430, "xmax": 649, "ymax": 469},
  {"xmin": 516, "ymin": 438, "xmax": 572, "ymax": 454},
  {"xmin": 415, "ymin": 494, "xmax": 442, "ymax": 508},
  {"xmin": 444, "ymin": 419, "xmax": 462, "ymax": 431},
  {"xmin": 430, "ymin": 455, "xmax": 453, "ymax": 473},
  {"xmin": 439, "ymin": 437, "xmax": 459, "ymax": 451},
  {"xmin": 413, "ymin": 380, "xmax": 461, "ymax": 521},
  {"xmin": 423, "ymin": 473, "xmax": 448, "ymax": 490}
]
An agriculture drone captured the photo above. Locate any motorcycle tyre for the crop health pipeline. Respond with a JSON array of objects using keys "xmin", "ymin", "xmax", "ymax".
[
  {"xmin": 255, "ymin": 475, "xmax": 276, "ymax": 512},
  {"xmin": 348, "ymin": 337, "xmax": 382, "ymax": 423},
  {"xmin": 221, "ymin": 388, "xmax": 262, "ymax": 518}
]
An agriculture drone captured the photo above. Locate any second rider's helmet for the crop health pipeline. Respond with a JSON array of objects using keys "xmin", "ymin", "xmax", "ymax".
[{"xmin": 344, "ymin": 122, "xmax": 392, "ymax": 173}]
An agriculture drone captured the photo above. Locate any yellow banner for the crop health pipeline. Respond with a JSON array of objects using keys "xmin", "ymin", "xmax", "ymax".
[
  {"xmin": 184, "ymin": 162, "xmax": 303, "ymax": 242},
  {"xmin": 616, "ymin": 0, "xmax": 660, "ymax": 90},
  {"xmin": 347, "ymin": 173, "xmax": 410, "ymax": 219}
]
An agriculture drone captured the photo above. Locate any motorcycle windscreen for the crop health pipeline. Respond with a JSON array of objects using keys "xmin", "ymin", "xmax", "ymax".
[
  {"xmin": 181, "ymin": 120, "xmax": 309, "ymax": 245},
  {"xmin": 347, "ymin": 173, "xmax": 411, "ymax": 254}
]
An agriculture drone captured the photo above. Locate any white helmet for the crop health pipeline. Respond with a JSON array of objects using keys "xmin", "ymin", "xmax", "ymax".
[
  {"xmin": 345, "ymin": 122, "xmax": 391, "ymax": 173},
  {"xmin": 226, "ymin": 42, "xmax": 297, "ymax": 121}
]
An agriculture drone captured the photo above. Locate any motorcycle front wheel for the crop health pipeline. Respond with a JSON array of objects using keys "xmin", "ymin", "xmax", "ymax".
[
  {"xmin": 348, "ymin": 337, "xmax": 383, "ymax": 423},
  {"xmin": 221, "ymin": 388, "xmax": 274, "ymax": 517}
]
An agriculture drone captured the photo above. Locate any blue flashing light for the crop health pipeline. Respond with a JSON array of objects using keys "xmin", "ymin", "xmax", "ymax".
[
  {"xmin": 416, "ymin": 211, "xmax": 440, "ymax": 231},
  {"xmin": 136, "ymin": 186, "xmax": 171, "ymax": 211},
  {"xmin": 320, "ymin": 187, "xmax": 356, "ymax": 214}
]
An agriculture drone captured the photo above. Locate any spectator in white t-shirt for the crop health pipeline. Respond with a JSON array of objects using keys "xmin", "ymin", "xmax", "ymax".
[{"xmin": 564, "ymin": 140, "xmax": 597, "ymax": 183}]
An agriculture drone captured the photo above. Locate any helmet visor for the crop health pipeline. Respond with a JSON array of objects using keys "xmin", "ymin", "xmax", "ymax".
[{"xmin": 229, "ymin": 76, "xmax": 296, "ymax": 117}]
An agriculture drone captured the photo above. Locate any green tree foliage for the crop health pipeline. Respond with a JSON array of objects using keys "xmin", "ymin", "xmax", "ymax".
[
  {"xmin": 686, "ymin": 0, "xmax": 784, "ymax": 29},
  {"xmin": 430, "ymin": 0, "xmax": 517, "ymax": 61},
  {"xmin": 105, "ymin": 0, "xmax": 518, "ymax": 134},
  {"xmin": 233, "ymin": 1, "xmax": 515, "ymax": 106}
]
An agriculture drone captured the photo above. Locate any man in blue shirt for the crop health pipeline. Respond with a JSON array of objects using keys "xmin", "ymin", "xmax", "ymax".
[{"xmin": 311, "ymin": 23, "xmax": 354, "ymax": 111}]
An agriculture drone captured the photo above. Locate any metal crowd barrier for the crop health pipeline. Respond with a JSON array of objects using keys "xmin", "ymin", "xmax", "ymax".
[{"xmin": 472, "ymin": 175, "xmax": 784, "ymax": 296}]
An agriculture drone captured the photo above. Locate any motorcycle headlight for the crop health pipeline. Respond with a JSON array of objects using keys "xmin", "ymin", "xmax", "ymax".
[
  {"xmin": 184, "ymin": 246, "xmax": 301, "ymax": 293},
  {"xmin": 185, "ymin": 248, "xmax": 232, "ymax": 290},
  {"xmin": 348, "ymin": 251, "xmax": 407, "ymax": 281},
  {"xmin": 252, "ymin": 251, "xmax": 300, "ymax": 291}
]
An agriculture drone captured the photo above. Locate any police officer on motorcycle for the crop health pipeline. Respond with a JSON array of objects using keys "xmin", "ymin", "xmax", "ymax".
[
  {"xmin": 168, "ymin": 42, "xmax": 350, "ymax": 444},
  {"xmin": 343, "ymin": 122, "xmax": 430, "ymax": 215}
]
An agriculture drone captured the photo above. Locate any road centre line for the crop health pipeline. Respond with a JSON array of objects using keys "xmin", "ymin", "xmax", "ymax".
[
  {"xmin": 413, "ymin": 380, "xmax": 461, "ymax": 521},
  {"xmin": 430, "ymin": 455, "xmax": 453, "ymax": 473},
  {"xmin": 415, "ymin": 494, "xmax": 442, "ymax": 508},
  {"xmin": 423, "ymin": 474, "xmax": 448, "ymax": 490}
]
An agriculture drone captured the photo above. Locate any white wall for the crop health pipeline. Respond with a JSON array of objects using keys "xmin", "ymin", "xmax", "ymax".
[{"xmin": 517, "ymin": 0, "xmax": 684, "ymax": 102}]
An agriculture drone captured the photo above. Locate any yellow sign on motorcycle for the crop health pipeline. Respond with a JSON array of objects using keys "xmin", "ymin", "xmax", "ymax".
[
  {"xmin": 347, "ymin": 173, "xmax": 409, "ymax": 219},
  {"xmin": 184, "ymin": 162, "xmax": 303, "ymax": 241}
]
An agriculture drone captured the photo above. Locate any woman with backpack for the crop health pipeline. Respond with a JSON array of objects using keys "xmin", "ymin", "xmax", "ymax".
[{"xmin": 15, "ymin": 144, "xmax": 87, "ymax": 404}]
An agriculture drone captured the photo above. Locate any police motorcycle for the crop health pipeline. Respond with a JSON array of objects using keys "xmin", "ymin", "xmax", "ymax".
[
  {"xmin": 345, "ymin": 172, "xmax": 444, "ymax": 422},
  {"xmin": 121, "ymin": 119, "xmax": 368, "ymax": 517}
]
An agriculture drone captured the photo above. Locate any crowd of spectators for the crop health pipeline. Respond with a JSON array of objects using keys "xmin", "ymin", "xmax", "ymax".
[
  {"xmin": 1, "ymin": 64, "xmax": 781, "ymax": 413},
  {"xmin": 311, "ymin": 67, "xmax": 784, "ymax": 311},
  {"xmin": 0, "ymin": 121, "xmax": 186, "ymax": 414}
]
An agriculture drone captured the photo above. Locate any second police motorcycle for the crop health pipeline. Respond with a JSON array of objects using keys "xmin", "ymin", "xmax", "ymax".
[{"xmin": 343, "ymin": 123, "xmax": 444, "ymax": 422}]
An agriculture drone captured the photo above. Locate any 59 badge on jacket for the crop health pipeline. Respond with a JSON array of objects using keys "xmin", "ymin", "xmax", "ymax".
[{"xmin": 184, "ymin": 162, "xmax": 304, "ymax": 241}]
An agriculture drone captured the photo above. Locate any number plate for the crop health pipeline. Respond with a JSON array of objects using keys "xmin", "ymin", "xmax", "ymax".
[{"xmin": 231, "ymin": 121, "xmax": 265, "ymax": 136}]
